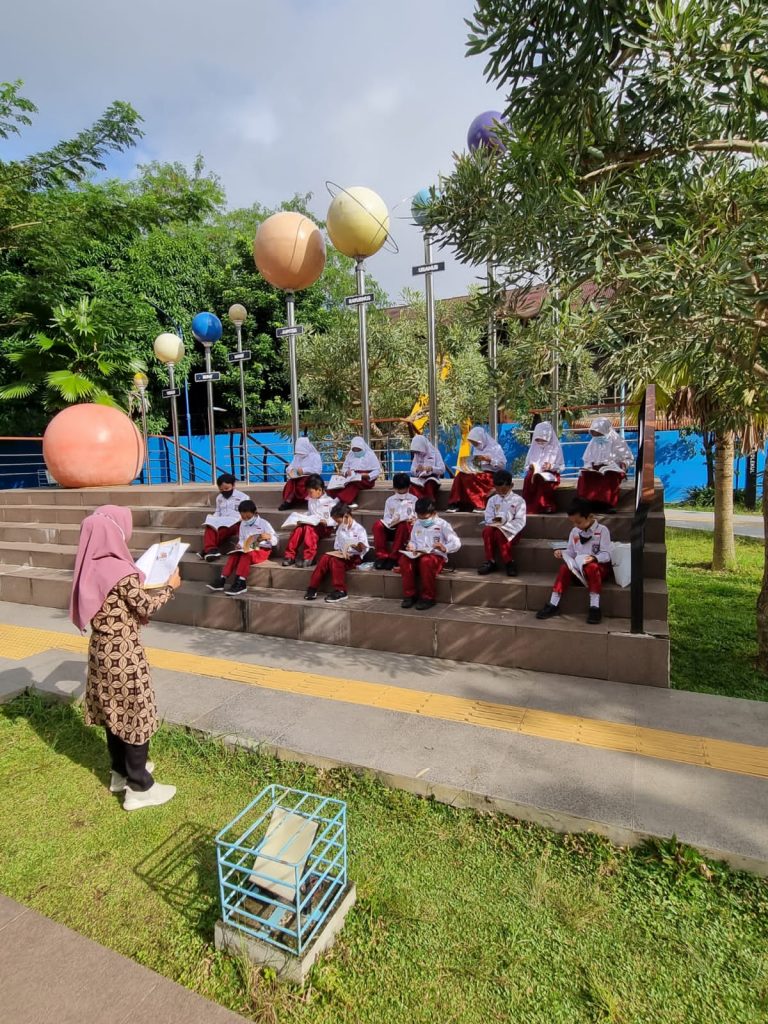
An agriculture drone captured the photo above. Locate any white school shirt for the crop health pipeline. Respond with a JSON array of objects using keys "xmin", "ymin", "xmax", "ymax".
[
  {"xmin": 582, "ymin": 418, "xmax": 634, "ymax": 470},
  {"xmin": 238, "ymin": 515, "xmax": 278, "ymax": 549},
  {"xmin": 564, "ymin": 522, "xmax": 612, "ymax": 564},
  {"xmin": 409, "ymin": 517, "xmax": 461, "ymax": 561},
  {"xmin": 334, "ymin": 520, "xmax": 370, "ymax": 557},
  {"xmin": 341, "ymin": 436, "xmax": 381, "ymax": 480},
  {"xmin": 381, "ymin": 493, "xmax": 417, "ymax": 528},
  {"xmin": 216, "ymin": 488, "xmax": 250, "ymax": 518},
  {"xmin": 307, "ymin": 494, "xmax": 336, "ymax": 526},
  {"xmin": 410, "ymin": 438, "xmax": 445, "ymax": 478},
  {"xmin": 524, "ymin": 422, "xmax": 565, "ymax": 472},
  {"xmin": 483, "ymin": 492, "xmax": 527, "ymax": 539}
]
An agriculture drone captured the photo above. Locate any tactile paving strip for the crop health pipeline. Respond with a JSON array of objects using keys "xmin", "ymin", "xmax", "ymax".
[{"xmin": 1, "ymin": 623, "xmax": 766, "ymax": 779}]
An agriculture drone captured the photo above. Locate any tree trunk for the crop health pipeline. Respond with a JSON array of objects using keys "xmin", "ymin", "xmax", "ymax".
[
  {"xmin": 712, "ymin": 432, "xmax": 737, "ymax": 571},
  {"xmin": 702, "ymin": 429, "xmax": 716, "ymax": 488},
  {"xmin": 756, "ymin": 461, "xmax": 768, "ymax": 674}
]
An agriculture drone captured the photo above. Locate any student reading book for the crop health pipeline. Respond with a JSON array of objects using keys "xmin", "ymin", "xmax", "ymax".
[
  {"xmin": 278, "ymin": 437, "xmax": 324, "ymax": 511},
  {"xmin": 576, "ymin": 417, "xmax": 634, "ymax": 511},
  {"xmin": 199, "ymin": 473, "xmax": 249, "ymax": 561},
  {"xmin": 327, "ymin": 436, "xmax": 381, "ymax": 507},
  {"xmin": 281, "ymin": 475, "xmax": 336, "ymax": 568},
  {"xmin": 304, "ymin": 503, "xmax": 369, "ymax": 603},
  {"xmin": 372, "ymin": 472, "xmax": 417, "ymax": 569},
  {"xmin": 207, "ymin": 501, "xmax": 278, "ymax": 597},
  {"xmin": 522, "ymin": 422, "xmax": 565, "ymax": 514},
  {"xmin": 536, "ymin": 497, "xmax": 612, "ymax": 624},
  {"xmin": 478, "ymin": 470, "xmax": 526, "ymax": 577},
  {"xmin": 408, "ymin": 435, "xmax": 445, "ymax": 501},
  {"xmin": 445, "ymin": 427, "xmax": 506, "ymax": 512},
  {"xmin": 398, "ymin": 497, "xmax": 461, "ymax": 611}
]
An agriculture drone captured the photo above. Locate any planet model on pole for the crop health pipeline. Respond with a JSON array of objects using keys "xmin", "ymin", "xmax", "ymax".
[
  {"xmin": 153, "ymin": 332, "xmax": 185, "ymax": 365},
  {"xmin": 411, "ymin": 186, "xmax": 441, "ymax": 227},
  {"xmin": 467, "ymin": 110, "xmax": 506, "ymax": 152},
  {"xmin": 43, "ymin": 404, "xmax": 145, "ymax": 488},
  {"xmin": 253, "ymin": 212, "xmax": 326, "ymax": 291},
  {"xmin": 326, "ymin": 186, "xmax": 390, "ymax": 259},
  {"xmin": 191, "ymin": 312, "xmax": 223, "ymax": 345}
]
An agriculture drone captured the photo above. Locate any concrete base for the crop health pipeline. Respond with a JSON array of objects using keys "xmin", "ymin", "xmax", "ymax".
[{"xmin": 214, "ymin": 883, "xmax": 357, "ymax": 985}]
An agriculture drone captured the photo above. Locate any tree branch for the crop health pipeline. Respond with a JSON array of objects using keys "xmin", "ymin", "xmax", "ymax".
[{"xmin": 581, "ymin": 139, "xmax": 766, "ymax": 181}]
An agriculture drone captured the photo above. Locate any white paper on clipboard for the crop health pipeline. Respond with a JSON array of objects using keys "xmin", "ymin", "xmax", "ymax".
[{"xmin": 136, "ymin": 538, "xmax": 189, "ymax": 589}]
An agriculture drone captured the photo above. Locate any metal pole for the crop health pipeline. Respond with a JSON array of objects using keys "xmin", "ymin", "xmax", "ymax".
[
  {"xmin": 167, "ymin": 364, "xmax": 183, "ymax": 484},
  {"xmin": 551, "ymin": 349, "xmax": 560, "ymax": 435},
  {"xmin": 424, "ymin": 231, "xmax": 438, "ymax": 443},
  {"xmin": 203, "ymin": 345, "xmax": 216, "ymax": 482},
  {"xmin": 235, "ymin": 323, "xmax": 250, "ymax": 483},
  {"xmin": 486, "ymin": 259, "xmax": 498, "ymax": 438},
  {"xmin": 286, "ymin": 292, "xmax": 300, "ymax": 444},
  {"xmin": 619, "ymin": 382, "xmax": 626, "ymax": 438},
  {"xmin": 356, "ymin": 259, "xmax": 371, "ymax": 444},
  {"xmin": 137, "ymin": 391, "xmax": 152, "ymax": 485}
]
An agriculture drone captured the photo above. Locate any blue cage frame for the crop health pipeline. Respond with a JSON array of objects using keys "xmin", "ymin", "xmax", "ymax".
[{"xmin": 215, "ymin": 785, "xmax": 348, "ymax": 956}]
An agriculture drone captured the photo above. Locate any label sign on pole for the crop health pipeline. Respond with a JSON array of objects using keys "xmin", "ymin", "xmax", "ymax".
[
  {"xmin": 345, "ymin": 293, "xmax": 374, "ymax": 307},
  {"xmin": 227, "ymin": 350, "xmax": 252, "ymax": 363},
  {"xmin": 194, "ymin": 371, "xmax": 221, "ymax": 383},
  {"xmin": 412, "ymin": 261, "xmax": 446, "ymax": 276},
  {"xmin": 162, "ymin": 387, "xmax": 181, "ymax": 398},
  {"xmin": 275, "ymin": 325, "xmax": 304, "ymax": 338}
]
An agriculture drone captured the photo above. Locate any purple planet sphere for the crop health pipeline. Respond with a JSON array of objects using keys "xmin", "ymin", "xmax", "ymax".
[{"xmin": 467, "ymin": 110, "xmax": 506, "ymax": 152}]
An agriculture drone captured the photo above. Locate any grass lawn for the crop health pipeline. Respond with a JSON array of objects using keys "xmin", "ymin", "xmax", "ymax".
[
  {"xmin": 667, "ymin": 528, "xmax": 766, "ymax": 701},
  {"xmin": 2, "ymin": 693, "xmax": 768, "ymax": 1024}
]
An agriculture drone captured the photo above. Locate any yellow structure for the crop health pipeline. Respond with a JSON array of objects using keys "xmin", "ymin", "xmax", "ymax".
[{"xmin": 326, "ymin": 186, "xmax": 389, "ymax": 259}]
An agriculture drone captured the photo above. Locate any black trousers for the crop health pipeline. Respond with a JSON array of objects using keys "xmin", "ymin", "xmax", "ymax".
[{"xmin": 105, "ymin": 728, "xmax": 154, "ymax": 792}]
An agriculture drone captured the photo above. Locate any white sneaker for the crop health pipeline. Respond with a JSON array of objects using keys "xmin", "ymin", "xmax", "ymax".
[
  {"xmin": 123, "ymin": 781, "xmax": 176, "ymax": 811},
  {"xmin": 109, "ymin": 761, "xmax": 155, "ymax": 793}
]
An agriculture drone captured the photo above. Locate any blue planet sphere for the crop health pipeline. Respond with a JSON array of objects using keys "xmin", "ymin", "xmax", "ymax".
[
  {"xmin": 411, "ymin": 187, "xmax": 440, "ymax": 226},
  {"xmin": 467, "ymin": 110, "xmax": 506, "ymax": 152},
  {"xmin": 191, "ymin": 311, "xmax": 223, "ymax": 344}
]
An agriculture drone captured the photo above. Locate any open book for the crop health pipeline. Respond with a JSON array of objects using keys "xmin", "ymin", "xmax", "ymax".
[
  {"xmin": 136, "ymin": 538, "xmax": 189, "ymax": 589},
  {"xmin": 585, "ymin": 461, "xmax": 624, "ymax": 475},
  {"xmin": 281, "ymin": 512, "xmax": 325, "ymax": 529},
  {"xmin": 410, "ymin": 474, "xmax": 441, "ymax": 486},
  {"xmin": 203, "ymin": 512, "xmax": 240, "ymax": 529},
  {"xmin": 529, "ymin": 461, "xmax": 558, "ymax": 483},
  {"xmin": 488, "ymin": 517, "xmax": 520, "ymax": 542},
  {"xmin": 398, "ymin": 548, "xmax": 434, "ymax": 559},
  {"xmin": 457, "ymin": 457, "xmax": 488, "ymax": 475},
  {"xmin": 328, "ymin": 472, "xmax": 366, "ymax": 490},
  {"xmin": 562, "ymin": 552, "xmax": 589, "ymax": 587}
]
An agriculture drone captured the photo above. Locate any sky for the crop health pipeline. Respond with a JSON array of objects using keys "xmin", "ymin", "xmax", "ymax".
[{"xmin": 1, "ymin": 0, "xmax": 505, "ymax": 303}]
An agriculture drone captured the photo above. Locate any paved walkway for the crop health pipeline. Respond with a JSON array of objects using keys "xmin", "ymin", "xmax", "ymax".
[
  {"xmin": 0, "ymin": 895, "xmax": 246, "ymax": 1024},
  {"xmin": 666, "ymin": 509, "xmax": 764, "ymax": 538},
  {"xmin": 1, "ymin": 600, "xmax": 767, "ymax": 874}
]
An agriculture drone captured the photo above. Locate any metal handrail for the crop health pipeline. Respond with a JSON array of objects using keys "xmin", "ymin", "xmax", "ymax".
[{"xmin": 630, "ymin": 384, "xmax": 657, "ymax": 635}]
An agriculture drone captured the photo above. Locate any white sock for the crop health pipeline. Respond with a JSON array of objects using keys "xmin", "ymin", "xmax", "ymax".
[
  {"xmin": 549, "ymin": 592, "xmax": 561, "ymax": 607},
  {"xmin": 589, "ymin": 593, "xmax": 600, "ymax": 608}
]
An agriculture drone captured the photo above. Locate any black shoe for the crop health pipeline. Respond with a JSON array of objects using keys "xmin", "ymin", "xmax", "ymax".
[
  {"xmin": 506, "ymin": 561, "xmax": 518, "ymax": 577},
  {"xmin": 204, "ymin": 551, "xmax": 220, "ymax": 562},
  {"xmin": 206, "ymin": 576, "xmax": 226, "ymax": 592},
  {"xmin": 415, "ymin": 598, "xmax": 436, "ymax": 611},
  {"xmin": 282, "ymin": 557, "xmax": 296, "ymax": 567},
  {"xmin": 325, "ymin": 590, "xmax": 348, "ymax": 603},
  {"xmin": 384, "ymin": 558, "xmax": 397, "ymax": 570},
  {"xmin": 536, "ymin": 602, "xmax": 560, "ymax": 620},
  {"xmin": 295, "ymin": 558, "xmax": 307, "ymax": 568},
  {"xmin": 587, "ymin": 606, "xmax": 602, "ymax": 624},
  {"xmin": 444, "ymin": 505, "xmax": 460, "ymax": 514},
  {"xmin": 278, "ymin": 502, "xmax": 292, "ymax": 511},
  {"xmin": 225, "ymin": 578, "xmax": 248, "ymax": 597},
  {"xmin": 374, "ymin": 558, "xmax": 388, "ymax": 570},
  {"xmin": 304, "ymin": 588, "xmax": 318, "ymax": 601},
  {"xmin": 401, "ymin": 596, "xmax": 417, "ymax": 609},
  {"xmin": 477, "ymin": 560, "xmax": 497, "ymax": 576},
  {"xmin": 304, "ymin": 558, "xmax": 317, "ymax": 568}
]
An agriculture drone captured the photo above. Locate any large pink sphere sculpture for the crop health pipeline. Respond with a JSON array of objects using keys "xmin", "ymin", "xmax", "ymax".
[
  {"xmin": 43, "ymin": 404, "xmax": 146, "ymax": 488},
  {"xmin": 253, "ymin": 212, "xmax": 326, "ymax": 291}
]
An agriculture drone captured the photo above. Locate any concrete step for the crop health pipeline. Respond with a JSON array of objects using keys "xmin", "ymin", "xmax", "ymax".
[
  {"xmin": 0, "ymin": 525, "xmax": 667, "ymax": 578},
  {"xmin": 0, "ymin": 567, "xmax": 669, "ymax": 686},
  {"xmin": 0, "ymin": 541, "xmax": 668, "ymax": 619},
  {"xmin": 0, "ymin": 502, "xmax": 667, "ymax": 543}
]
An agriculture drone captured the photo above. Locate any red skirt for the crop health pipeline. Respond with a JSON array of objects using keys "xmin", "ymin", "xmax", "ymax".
[
  {"xmin": 577, "ymin": 470, "xmax": 624, "ymax": 509},
  {"xmin": 522, "ymin": 466, "xmax": 560, "ymax": 514},
  {"xmin": 448, "ymin": 471, "xmax": 495, "ymax": 510}
]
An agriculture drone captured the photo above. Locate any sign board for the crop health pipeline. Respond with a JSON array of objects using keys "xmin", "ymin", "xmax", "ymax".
[
  {"xmin": 345, "ymin": 293, "xmax": 375, "ymax": 307},
  {"xmin": 275, "ymin": 325, "xmax": 305, "ymax": 338},
  {"xmin": 194, "ymin": 371, "xmax": 221, "ymax": 383},
  {"xmin": 227, "ymin": 350, "xmax": 252, "ymax": 363},
  {"xmin": 161, "ymin": 387, "xmax": 181, "ymax": 398},
  {"xmin": 412, "ymin": 261, "xmax": 445, "ymax": 276}
]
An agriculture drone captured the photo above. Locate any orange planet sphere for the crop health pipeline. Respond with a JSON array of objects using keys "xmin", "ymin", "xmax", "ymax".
[
  {"xmin": 253, "ymin": 212, "xmax": 326, "ymax": 291},
  {"xmin": 43, "ymin": 404, "xmax": 146, "ymax": 488}
]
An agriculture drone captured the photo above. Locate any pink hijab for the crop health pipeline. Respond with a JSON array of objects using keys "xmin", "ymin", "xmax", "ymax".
[{"xmin": 69, "ymin": 505, "xmax": 144, "ymax": 632}]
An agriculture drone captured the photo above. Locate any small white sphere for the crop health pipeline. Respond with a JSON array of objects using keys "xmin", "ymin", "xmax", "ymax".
[{"xmin": 153, "ymin": 332, "xmax": 185, "ymax": 365}]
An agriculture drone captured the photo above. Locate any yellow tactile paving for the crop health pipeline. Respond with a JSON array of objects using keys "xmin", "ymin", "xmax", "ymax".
[{"xmin": 2, "ymin": 622, "xmax": 768, "ymax": 780}]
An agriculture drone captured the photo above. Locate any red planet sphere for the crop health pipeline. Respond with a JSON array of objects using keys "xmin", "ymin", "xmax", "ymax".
[{"xmin": 43, "ymin": 404, "xmax": 146, "ymax": 488}]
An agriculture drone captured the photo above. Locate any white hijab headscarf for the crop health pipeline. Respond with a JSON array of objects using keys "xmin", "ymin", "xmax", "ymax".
[
  {"xmin": 342, "ymin": 435, "xmax": 381, "ymax": 478},
  {"xmin": 288, "ymin": 437, "xmax": 322, "ymax": 476},
  {"xmin": 410, "ymin": 435, "xmax": 445, "ymax": 476},
  {"xmin": 583, "ymin": 417, "xmax": 634, "ymax": 468},
  {"xmin": 525, "ymin": 422, "xmax": 565, "ymax": 472},
  {"xmin": 466, "ymin": 426, "xmax": 506, "ymax": 470}
]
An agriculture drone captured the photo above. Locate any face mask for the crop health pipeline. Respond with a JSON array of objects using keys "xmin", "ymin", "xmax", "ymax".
[
  {"xmin": 420, "ymin": 518, "xmax": 435, "ymax": 528},
  {"xmin": 592, "ymin": 435, "xmax": 608, "ymax": 446},
  {"xmin": 352, "ymin": 450, "xmax": 365, "ymax": 459},
  {"xmin": 221, "ymin": 487, "xmax": 233, "ymax": 496}
]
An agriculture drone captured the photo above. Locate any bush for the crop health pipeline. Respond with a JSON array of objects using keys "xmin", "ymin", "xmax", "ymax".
[{"xmin": 682, "ymin": 486, "xmax": 749, "ymax": 508}]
